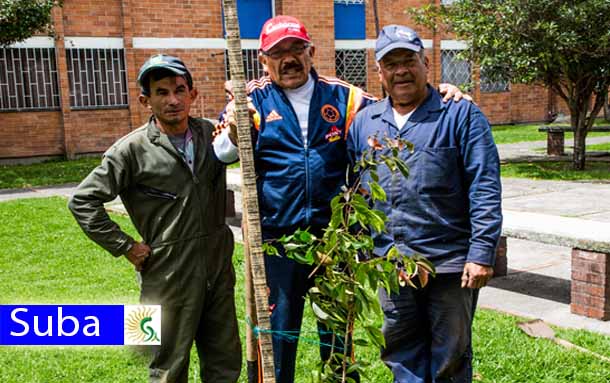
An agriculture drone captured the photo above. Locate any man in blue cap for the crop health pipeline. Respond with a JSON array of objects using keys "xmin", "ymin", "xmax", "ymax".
[
  {"xmin": 347, "ymin": 25, "xmax": 502, "ymax": 382},
  {"xmin": 69, "ymin": 54, "xmax": 241, "ymax": 382}
]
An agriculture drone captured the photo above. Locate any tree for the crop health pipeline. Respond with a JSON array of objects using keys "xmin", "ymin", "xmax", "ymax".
[
  {"xmin": 0, "ymin": 0, "xmax": 62, "ymax": 47},
  {"xmin": 265, "ymin": 137, "xmax": 433, "ymax": 382},
  {"xmin": 411, "ymin": 0, "xmax": 610, "ymax": 170}
]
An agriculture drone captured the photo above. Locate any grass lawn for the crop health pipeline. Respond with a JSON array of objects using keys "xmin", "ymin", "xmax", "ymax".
[
  {"xmin": 0, "ymin": 157, "xmax": 239, "ymax": 190},
  {"xmin": 492, "ymin": 121, "xmax": 610, "ymax": 145},
  {"xmin": 501, "ymin": 161, "xmax": 610, "ymax": 181},
  {"xmin": 0, "ymin": 157, "xmax": 101, "ymax": 189},
  {"xmin": 1, "ymin": 197, "xmax": 609, "ymax": 382},
  {"xmin": 588, "ymin": 142, "xmax": 610, "ymax": 152}
]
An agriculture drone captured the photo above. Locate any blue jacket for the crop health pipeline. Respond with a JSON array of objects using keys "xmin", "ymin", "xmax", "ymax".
[
  {"xmin": 347, "ymin": 86, "xmax": 502, "ymax": 272},
  {"xmin": 246, "ymin": 69, "xmax": 375, "ymax": 236}
]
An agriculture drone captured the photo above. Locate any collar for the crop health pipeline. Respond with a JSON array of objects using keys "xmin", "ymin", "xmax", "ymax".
[
  {"xmin": 146, "ymin": 116, "xmax": 199, "ymax": 143},
  {"xmin": 369, "ymin": 84, "xmax": 445, "ymax": 127}
]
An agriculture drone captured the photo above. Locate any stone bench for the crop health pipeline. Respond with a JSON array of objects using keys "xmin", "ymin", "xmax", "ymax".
[
  {"xmin": 538, "ymin": 125, "xmax": 610, "ymax": 156},
  {"xmin": 495, "ymin": 210, "xmax": 610, "ymax": 320}
]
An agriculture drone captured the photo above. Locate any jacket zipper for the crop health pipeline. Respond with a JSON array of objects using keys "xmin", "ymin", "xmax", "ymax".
[{"xmin": 279, "ymin": 88, "xmax": 312, "ymax": 226}]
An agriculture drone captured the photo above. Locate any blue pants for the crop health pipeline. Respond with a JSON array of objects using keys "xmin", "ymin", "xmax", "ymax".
[
  {"xmin": 378, "ymin": 273, "xmax": 479, "ymax": 383},
  {"xmin": 264, "ymin": 252, "xmax": 357, "ymax": 383}
]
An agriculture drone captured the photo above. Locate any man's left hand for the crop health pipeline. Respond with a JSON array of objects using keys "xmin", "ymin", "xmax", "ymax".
[
  {"xmin": 439, "ymin": 83, "xmax": 473, "ymax": 103},
  {"xmin": 461, "ymin": 262, "xmax": 493, "ymax": 289}
]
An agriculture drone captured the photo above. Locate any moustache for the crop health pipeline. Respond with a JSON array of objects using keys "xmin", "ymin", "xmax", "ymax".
[{"xmin": 280, "ymin": 62, "xmax": 304, "ymax": 73}]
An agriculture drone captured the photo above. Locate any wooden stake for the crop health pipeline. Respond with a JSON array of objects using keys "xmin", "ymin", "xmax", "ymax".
[{"xmin": 221, "ymin": 1, "xmax": 275, "ymax": 382}]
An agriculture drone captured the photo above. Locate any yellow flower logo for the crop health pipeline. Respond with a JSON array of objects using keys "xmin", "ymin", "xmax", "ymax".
[{"xmin": 125, "ymin": 306, "xmax": 160, "ymax": 344}]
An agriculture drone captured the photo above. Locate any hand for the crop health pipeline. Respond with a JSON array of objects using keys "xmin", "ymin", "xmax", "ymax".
[
  {"xmin": 398, "ymin": 266, "xmax": 429, "ymax": 287},
  {"xmin": 461, "ymin": 262, "xmax": 493, "ymax": 289},
  {"xmin": 438, "ymin": 83, "xmax": 473, "ymax": 103},
  {"xmin": 221, "ymin": 98, "xmax": 257, "ymax": 146},
  {"xmin": 125, "ymin": 242, "xmax": 151, "ymax": 272}
]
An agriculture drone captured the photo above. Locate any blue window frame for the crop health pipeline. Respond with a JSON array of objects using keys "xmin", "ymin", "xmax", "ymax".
[
  {"xmin": 334, "ymin": 0, "xmax": 365, "ymax": 39},
  {"xmin": 226, "ymin": 0, "xmax": 273, "ymax": 39}
]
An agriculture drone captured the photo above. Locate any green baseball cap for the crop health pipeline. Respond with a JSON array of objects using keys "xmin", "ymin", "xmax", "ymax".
[{"xmin": 137, "ymin": 54, "xmax": 193, "ymax": 89}]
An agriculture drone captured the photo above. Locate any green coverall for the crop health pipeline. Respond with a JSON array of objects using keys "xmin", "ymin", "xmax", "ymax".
[{"xmin": 69, "ymin": 117, "xmax": 241, "ymax": 382}]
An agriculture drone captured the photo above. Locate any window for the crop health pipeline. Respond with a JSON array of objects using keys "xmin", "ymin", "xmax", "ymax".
[
  {"xmin": 441, "ymin": 49, "xmax": 471, "ymax": 90},
  {"xmin": 480, "ymin": 66, "xmax": 509, "ymax": 93},
  {"xmin": 335, "ymin": 49, "xmax": 367, "ymax": 90},
  {"xmin": 224, "ymin": 0, "xmax": 272, "ymax": 39},
  {"xmin": 66, "ymin": 48, "xmax": 128, "ymax": 109},
  {"xmin": 224, "ymin": 49, "xmax": 265, "ymax": 82},
  {"xmin": 0, "ymin": 48, "xmax": 60, "ymax": 111},
  {"xmin": 334, "ymin": 0, "xmax": 365, "ymax": 40}
]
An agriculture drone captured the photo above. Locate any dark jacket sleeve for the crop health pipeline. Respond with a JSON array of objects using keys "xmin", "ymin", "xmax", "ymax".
[
  {"xmin": 460, "ymin": 106, "xmax": 503, "ymax": 266},
  {"xmin": 68, "ymin": 148, "xmax": 136, "ymax": 257}
]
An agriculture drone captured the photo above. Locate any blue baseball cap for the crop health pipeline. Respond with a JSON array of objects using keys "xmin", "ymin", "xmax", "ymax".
[
  {"xmin": 375, "ymin": 25, "xmax": 424, "ymax": 62},
  {"xmin": 137, "ymin": 54, "xmax": 193, "ymax": 88}
]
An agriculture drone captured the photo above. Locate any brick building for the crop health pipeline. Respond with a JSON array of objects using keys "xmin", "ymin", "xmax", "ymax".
[{"xmin": 0, "ymin": 0, "xmax": 559, "ymax": 161}]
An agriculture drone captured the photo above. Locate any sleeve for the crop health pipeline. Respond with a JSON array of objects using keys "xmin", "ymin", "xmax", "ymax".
[
  {"xmin": 212, "ymin": 127, "xmax": 239, "ymax": 164},
  {"xmin": 459, "ymin": 106, "xmax": 503, "ymax": 266},
  {"xmin": 67, "ymin": 148, "xmax": 136, "ymax": 257},
  {"xmin": 212, "ymin": 98, "xmax": 262, "ymax": 164}
]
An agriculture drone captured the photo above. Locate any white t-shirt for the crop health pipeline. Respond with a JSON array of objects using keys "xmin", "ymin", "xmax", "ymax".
[
  {"xmin": 283, "ymin": 74, "xmax": 315, "ymax": 147},
  {"xmin": 393, "ymin": 107, "xmax": 415, "ymax": 130}
]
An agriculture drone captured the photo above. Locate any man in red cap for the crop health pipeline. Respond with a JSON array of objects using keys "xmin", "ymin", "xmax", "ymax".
[{"xmin": 214, "ymin": 15, "xmax": 467, "ymax": 383}]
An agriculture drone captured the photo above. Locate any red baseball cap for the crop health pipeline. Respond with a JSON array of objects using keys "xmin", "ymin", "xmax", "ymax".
[{"xmin": 259, "ymin": 15, "xmax": 311, "ymax": 52}]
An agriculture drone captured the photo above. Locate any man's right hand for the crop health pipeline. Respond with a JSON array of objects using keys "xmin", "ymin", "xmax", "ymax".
[
  {"xmin": 221, "ymin": 99, "xmax": 257, "ymax": 146},
  {"xmin": 125, "ymin": 242, "xmax": 151, "ymax": 271}
]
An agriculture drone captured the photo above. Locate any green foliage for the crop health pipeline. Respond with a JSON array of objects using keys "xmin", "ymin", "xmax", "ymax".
[
  {"xmin": 0, "ymin": 0, "xmax": 62, "ymax": 46},
  {"xmin": 266, "ymin": 137, "xmax": 433, "ymax": 382},
  {"xmin": 0, "ymin": 157, "xmax": 100, "ymax": 189},
  {"xmin": 410, "ymin": 0, "xmax": 610, "ymax": 169}
]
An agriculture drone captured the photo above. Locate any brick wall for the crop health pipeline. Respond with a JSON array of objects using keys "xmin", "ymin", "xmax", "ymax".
[
  {"xmin": 62, "ymin": 0, "xmax": 123, "ymax": 37},
  {"xmin": 571, "ymin": 248, "xmax": 610, "ymax": 320},
  {"xmin": 1, "ymin": 112, "xmax": 64, "ymax": 158},
  {"xmin": 1, "ymin": 0, "xmax": 556, "ymax": 160},
  {"xmin": 130, "ymin": 0, "xmax": 222, "ymax": 38},
  {"xmin": 69, "ymin": 109, "xmax": 132, "ymax": 153}
]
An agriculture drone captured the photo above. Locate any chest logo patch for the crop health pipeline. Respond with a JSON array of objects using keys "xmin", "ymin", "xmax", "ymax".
[
  {"xmin": 265, "ymin": 110, "xmax": 283, "ymax": 123},
  {"xmin": 321, "ymin": 104, "xmax": 340, "ymax": 123},
  {"xmin": 325, "ymin": 126, "xmax": 342, "ymax": 143}
]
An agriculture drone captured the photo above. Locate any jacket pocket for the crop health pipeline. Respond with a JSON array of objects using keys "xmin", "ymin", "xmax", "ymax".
[
  {"xmin": 258, "ymin": 176, "xmax": 302, "ymax": 227},
  {"xmin": 416, "ymin": 147, "xmax": 460, "ymax": 196},
  {"xmin": 135, "ymin": 184, "xmax": 178, "ymax": 200}
]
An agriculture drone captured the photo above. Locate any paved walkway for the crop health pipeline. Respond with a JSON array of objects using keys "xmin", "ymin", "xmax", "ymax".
[{"xmin": 1, "ymin": 141, "xmax": 609, "ymax": 335}]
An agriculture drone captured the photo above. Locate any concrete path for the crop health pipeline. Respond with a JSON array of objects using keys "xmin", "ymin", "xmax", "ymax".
[{"xmin": 1, "ymin": 141, "xmax": 609, "ymax": 335}]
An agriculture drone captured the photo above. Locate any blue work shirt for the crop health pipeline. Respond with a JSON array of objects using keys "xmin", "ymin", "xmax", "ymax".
[{"xmin": 347, "ymin": 85, "xmax": 502, "ymax": 273}]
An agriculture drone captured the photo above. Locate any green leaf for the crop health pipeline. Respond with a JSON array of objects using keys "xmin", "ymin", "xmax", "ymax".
[
  {"xmin": 395, "ymin": 158, "xmax": 410, "ymax": 178},
  {"xmin": 369, "ymin": 181, "xmax": 387, "ymax": 202},
  {"xmin": 365, "ymin": 325, "xmax": 386, "ymax": 348},
  {"xmin": 369, "ymin": 170, "xmax": 379, "ymax": 182},
  {"xmin": 311, "ymin": 302, "xmax": 330, "ymax": 321},
  {"xmin": 262, "ymin": 242, "xmax": 279, "ymax": 257}
]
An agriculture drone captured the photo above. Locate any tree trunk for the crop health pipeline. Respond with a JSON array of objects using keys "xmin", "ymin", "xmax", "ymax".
[
  {"xmin": 604, "ymin": 93, "xmax": 610, "ymax": 121},
  {"xmin": 572, "ymin": 120, "xmax": 587, "ymax": 170},
  {"xmin": 222, "ymin": 1, "xmax": 276, "ymax": 382}
]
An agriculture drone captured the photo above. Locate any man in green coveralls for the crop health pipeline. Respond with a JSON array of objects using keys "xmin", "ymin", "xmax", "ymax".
[{"xmin": 69, "ymin": 54, "xmax": 241, "ymax": 383}]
